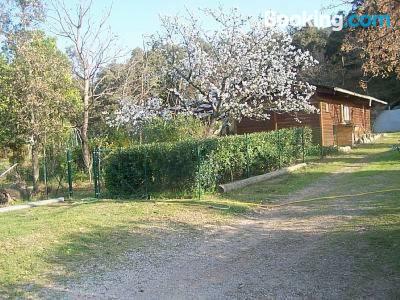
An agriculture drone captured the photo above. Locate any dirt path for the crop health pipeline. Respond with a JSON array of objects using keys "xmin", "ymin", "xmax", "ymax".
[
  {"xmin": 45, "ymin": 209, "xmax": 354, "ymax": 299},
  {"xmin": 278, "ymin": 154, "xmax": 370, "ymax": 206},
  {"xmin": 39, "ymin": 149, "xmax": 398, "ymax": 299}
]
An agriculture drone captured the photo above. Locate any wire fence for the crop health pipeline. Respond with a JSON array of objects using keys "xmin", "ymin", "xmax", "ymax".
[
  {"xmin": 1, "ymin": 127, "xmax": 338, "ymax": 202},
  {"xmin": 98, "ymin": 127, "xmax": 337, "ymax": 200}
]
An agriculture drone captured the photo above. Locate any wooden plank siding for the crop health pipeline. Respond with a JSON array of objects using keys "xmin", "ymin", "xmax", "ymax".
[
  {"xmin": 236, "ymin": 111, "xmax": 320, "ymax": 132},
  {"xmin": 236, "ymin": 109, "xmax": 322, "ymax": 144},
  {"xmin": 235, "ymin": 92, "xmax": 373, "ymax": 147},
  {"xmin": 316, "ymin": 95, "xmax": 372, "ymax": 145}
]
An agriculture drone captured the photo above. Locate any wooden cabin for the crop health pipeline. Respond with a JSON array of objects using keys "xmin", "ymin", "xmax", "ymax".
[{"xmin": 235, "ymin": 85, "xmax": 387, "ymax": 146}]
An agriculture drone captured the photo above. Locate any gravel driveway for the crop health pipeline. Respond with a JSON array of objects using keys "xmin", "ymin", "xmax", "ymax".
[
  {"xmin": 35, "ymin": 151, "xmax": 399, "ymax": 299},
  {"xmin": 39, "ymin": 204, "xmax": 395, "ymax": 299}
]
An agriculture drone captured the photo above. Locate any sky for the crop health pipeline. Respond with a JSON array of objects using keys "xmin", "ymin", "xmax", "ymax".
[{"xmin": 46, "ymin": 0, "xmax": 348, "ymax": 53}]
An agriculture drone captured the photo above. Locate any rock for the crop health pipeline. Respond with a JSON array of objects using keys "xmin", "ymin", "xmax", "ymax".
[
  {"xmin": 0, "ymin": 189, "xmax": 12, "ymax": 205},
  {"xmin": 7, "ymin": 183, "xmax": 31, "ymax": 200},
  {"xmin": 338, "ymin": 146, "xmax": 352, "ymax": 153},
  {"xmin": 3, "ymin": 187, "xmax": 22, "ymax": 200}
]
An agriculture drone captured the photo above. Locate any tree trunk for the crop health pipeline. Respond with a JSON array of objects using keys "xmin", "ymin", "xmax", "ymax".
[
  {"xmin": 81, "ymin": 78, "xmax": 91, "ymax": 179},
  {"xmin": 206, "ymin": 118, "xmax": 217, "ymax": 136},
  {"xmin": 31, "ymin": 143, "xmax": 40, "ymax": 194}
]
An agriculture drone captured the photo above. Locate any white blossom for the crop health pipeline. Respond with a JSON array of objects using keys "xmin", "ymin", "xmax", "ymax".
[
  {"xmin": 111, "ymin": 8, "xmax": 319, "ymax": 131},
  {"xmin": 107, "ymin": 98, "xmax": 171, "ymax": 129}
]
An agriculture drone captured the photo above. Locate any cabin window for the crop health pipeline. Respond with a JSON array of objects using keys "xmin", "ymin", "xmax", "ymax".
[{"xmin": 341, "ymin": 105, "xmax": 351, "ymax": 123}]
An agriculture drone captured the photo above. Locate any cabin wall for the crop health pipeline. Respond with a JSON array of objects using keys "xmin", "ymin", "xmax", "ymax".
[
  {"xmin": 236, "ymin": 111, "xmax": 321, "ymax": 143},
  {"xmin": 235, "ymin": 117, "xmax": 276, "ymax": 134},
  {"xmin": 317, "ymin": 95, "xmax": 372, "ymax": 146},
  {"xmin": 235, "ymin": 94, "xmax": 373, "ymax": 147},
  {"xmin": 319, "ymin": 101, "xmax": 335, "ymax": 146}
]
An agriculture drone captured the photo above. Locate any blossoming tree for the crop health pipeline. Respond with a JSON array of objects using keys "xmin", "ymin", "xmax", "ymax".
[{"xmin": 113, "ymin": 8, "xmax": 318, "ymax": 135}]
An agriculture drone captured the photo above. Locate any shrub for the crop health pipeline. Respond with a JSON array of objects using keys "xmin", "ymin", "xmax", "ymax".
[
  {"xmin": 139, "ymin": 116, "xmax": 207, "ymax": 143},
  {"xmin": 104, "ymin": 127, "xmax": 313, "ymax": 197},
  {"xmin": 306, "ymin": 144, "xmax": 339, "ymax": 158}
]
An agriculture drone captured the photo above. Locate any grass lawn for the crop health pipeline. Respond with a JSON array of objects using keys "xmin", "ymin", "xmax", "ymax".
[
  {"xmin": 225, "ymin": 133, "xmax": 400, "ymax": 293},
  {"xmin": 227, "ymin": 133, "xmax": 400, "ymax": 203},
  {"xmin": 0, "ymin": 196, "xmax": 256, "ymax": 297},
  {"xmin": 0, "ymin": 133, "xmax": 399, "ymax": 297}
]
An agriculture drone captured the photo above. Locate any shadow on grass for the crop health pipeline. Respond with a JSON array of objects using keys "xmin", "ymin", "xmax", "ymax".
[
  {"xmin": 222, "ymin": 139, "xmax": 400, "ymax": 204},
  {"xmin": 0, "ymin": 219, "xmax": 202, "ymax": 298},
  {"xmin": 2, "ymin": 162, "xmax": 399, "ymax": 298},
  {"xmin": 4, "ymin": 197, "xmax": 399, "ymax": 299},
  {"xmin": 3, "ymin": 137, "xmax": 399, "ymax": 297},
  {"xmin": 71, "ymin": 196, "xmax": 255, "ymax": 214},
  {"xmin": 324, "ymin": 220, "xmax": 400, "ymax": 298},
  {"xmin": 161, "ymin": 199, "xmax": 254, "ymax": 214}
]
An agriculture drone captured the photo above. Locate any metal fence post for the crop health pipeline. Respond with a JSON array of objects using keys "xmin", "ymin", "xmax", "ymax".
[
  {"xmin": 277, "ymin": 130, "xmax": 282, "ymax": 169},
  {"xmin": 301, "ymin": 127, "xmax": 305, "ymax": 163},
  {"xmin": 143, "ymin": 152, "xmax": 149, "ymax": 200},
  {"xmin": 245, "ymin": 133, "xmax": 250, "ymax": 178},
  {"xmin": 43, "ymin": 146, "xmax": 48, "ymax": 199},
  {"xmin": 92, "ymin": 149, "xmax": 97, "ymax": 198},
  {"xmin": 67, "ymin": 149, "xmax": 73, "ymax": 199},
  {"xmin": 320, "ymin": 142, "xmax": 324, "ymax": 160},
  {"xmin": 93, "ymin": 148, "xmax": 100, "ymax": 199},
  {"xmin": 98, "ymin": 148, "xmax": 102, "ymax": 196},
  {"xmin": 197, "ymin": 144, "xmax": 201, "ymax": 200}
]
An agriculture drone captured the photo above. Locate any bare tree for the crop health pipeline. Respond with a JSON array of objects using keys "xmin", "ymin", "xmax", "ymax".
[
  {"xmin": 49, "ymin": 0, "xmax": 123, "ymax": 175},
  {"xmin": 0, "ymin": 0, "xmax": 44, "ymax": 36}
]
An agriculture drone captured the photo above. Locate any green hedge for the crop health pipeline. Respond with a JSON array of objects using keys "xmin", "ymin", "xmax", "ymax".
[
  {"xmin": 139, "ymin": 116, "xmax": 207, "ymax": 143},
  {"xmin": 104, "ymin": 127, "xmax": 314, "ymax": 197}
]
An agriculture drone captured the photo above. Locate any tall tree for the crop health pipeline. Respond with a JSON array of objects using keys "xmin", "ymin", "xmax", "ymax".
[
  {"xmin": 290, "ymin": 18, "xmax": 400, "ymax": 104},
  {"xmin": 97, "ymin": 48, "xmax": 168, "ymax": 139},
  {"xmin": 290, "ymin": 25, "xmax": 362, "ymax": 88},
  {"xmin": 291, "ymin": 26, "xmax": 341, "ymax": 85},
  {"xmin": 343, "ymin": 0, "xmax": 400, "ymax": 78},
  {"xmin": 7, "ymin": 31, "xmax": 78, "ymax": 192},
  {"xmin": 0, "ymin": 0, "xmax": 44, "ymax": 35},
  {"xmin": 49, "ymin": 0, "xmax": 122, "ymax": 174},
  {"xmin": 113, "ymin": 8, "xmax": 318, "ymax": 135},
  {"xmin": 0, "ymin": 54, "xmax": 20, "ymax": 148}
]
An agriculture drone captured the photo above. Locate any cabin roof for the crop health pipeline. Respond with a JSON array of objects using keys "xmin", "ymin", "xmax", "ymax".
[{"xmin": 315, "ymin": 85, "xmax": 388, "ymax": 105}]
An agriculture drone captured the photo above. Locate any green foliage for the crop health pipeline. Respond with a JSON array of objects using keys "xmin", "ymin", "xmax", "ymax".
[
  {"xmin": 0, "ymin": 30, "xmax": 80, "ymax": 190},
  {"xmin": 291, "ymin": 25, "xmax": 330, "ymax": 54},
  {"xmin": 290, "ymin": 24, "xmax": 399, "ymax": 105},
  {"xmin": 140, "ymin": 116, "xmax": 206, "ymax": 143},
  {"xmin": 306, "ymin": 144, "xmax": 339, "ymax": 158},
  {"xmin": 87, "ymin": 116, "xmax": 206, "ymax": 153},
  {"xmin": 104, "ymin": 127, "xmax": 313, "ymax": 197},
  {"xmin": 0, "ymin": 55, "xmax": 18, "ymax": 146},
  {"xmin": 90, "ymin": 129, "xmax": 134, "ymax": 150},
  {"xmin": 0, "ymin": 30, "xmax": 80, "ymax": 152}
]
